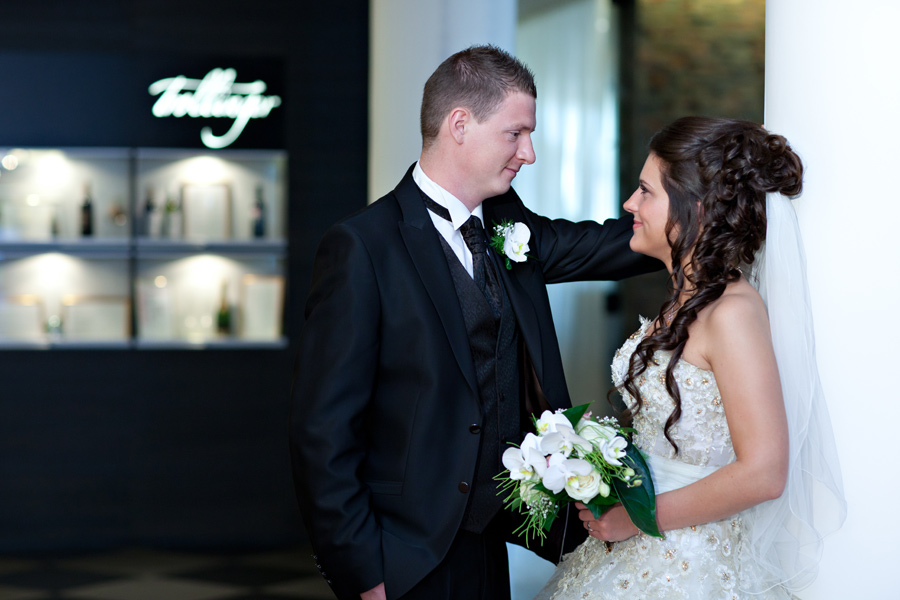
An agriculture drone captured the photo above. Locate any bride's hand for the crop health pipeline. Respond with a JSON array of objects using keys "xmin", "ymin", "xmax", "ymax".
[{"xmin": 575, "ymin": 502, "xmax": 639, "ymax": 542}]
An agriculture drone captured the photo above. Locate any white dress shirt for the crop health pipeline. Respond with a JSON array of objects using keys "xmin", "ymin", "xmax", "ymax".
[{"xmin": 412, "ymin": 162, "xmax": 484, "ymax": 279}]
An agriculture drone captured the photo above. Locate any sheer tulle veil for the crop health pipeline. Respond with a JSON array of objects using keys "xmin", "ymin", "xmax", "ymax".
[{"xmin": 740, "ymin": 193, "xmax": 847, "ymax": 594}]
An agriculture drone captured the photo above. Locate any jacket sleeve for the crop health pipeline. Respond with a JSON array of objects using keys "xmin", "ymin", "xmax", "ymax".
[
  {"xmin": 519, "ymin": 205, "xmax": 663, "ymax": 283},
  {"xmin": 290, "ymin": 222, "xmax": 384, "ymax": 599}
]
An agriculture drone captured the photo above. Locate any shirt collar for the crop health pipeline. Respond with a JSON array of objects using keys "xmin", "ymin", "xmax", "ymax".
[{"xmin": 413, "ymin": 162, "xmax": 484, "ymax": 229}]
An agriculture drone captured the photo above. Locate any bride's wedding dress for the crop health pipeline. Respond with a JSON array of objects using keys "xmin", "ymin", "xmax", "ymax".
[{"xmin": 533, "ymin": 318, "xmax": 790, "ymax": 600}]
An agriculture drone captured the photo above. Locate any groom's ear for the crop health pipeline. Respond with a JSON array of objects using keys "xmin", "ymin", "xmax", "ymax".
[{"xmin": 447, "ymin": 107, "xmax": 469, "ymax": 145}]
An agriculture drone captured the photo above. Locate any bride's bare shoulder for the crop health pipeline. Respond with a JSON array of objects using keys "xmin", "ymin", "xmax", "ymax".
[
  {"xmin": 703, "ymin": 278, "xmax": 768, "ymax": 327},
  {"xmin": 686, "ymin": 278, "xmax": 771, "ymax": 368}
]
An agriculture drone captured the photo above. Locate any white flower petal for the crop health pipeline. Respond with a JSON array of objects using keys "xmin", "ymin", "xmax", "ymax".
[{"xmin": 536, "ymin": 411, "xmax": 573, "ymax": 435}]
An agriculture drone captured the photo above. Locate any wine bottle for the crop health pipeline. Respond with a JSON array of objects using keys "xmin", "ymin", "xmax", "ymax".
[
  {"xmin": 216, "ymin": 281, "xmax": 231, "ymax": 336},
  {"xmin": 142, "ymin": 186, "xmax": 156, "ymax": 237},
  {"xmin": 50, "ymin": 207, "xmax": 60, "ymax": 238},
  {"xmin": 46, "ymin": 314, "xmax": 63, "ymax": 339},
  {"xmin": 252, "ymin": 184, "xmax": 266, "ymax": 239},
  {"xmin": 80, "ymin": 182, "xmax": 93, "ymax": 237},
  {"xmin": 164, "ymin": 193, "xmax": 182, "ymax": 239}
]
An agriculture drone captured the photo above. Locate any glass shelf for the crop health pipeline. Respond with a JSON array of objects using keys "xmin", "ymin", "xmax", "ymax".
[
  {"xmin": 0, "ymin": 239, "xmax": 132, "ymax": 259},
  {"xmin": 0, "ymin": 147, "xmax": 287, "ymax": 349},
  {"xmin": 135, "ymin": 238, "xmax": 287, "ymax": 257},
  {"xmin": 134, "ymin": 337, "xmax": 289, "ymax": 351}
]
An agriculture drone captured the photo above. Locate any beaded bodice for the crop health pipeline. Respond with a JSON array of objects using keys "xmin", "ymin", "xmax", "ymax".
[
  {"xmin": 611, "ymin": 318, "xmax": 735, "ymax": 468},
  {"xmin": 534, "ymin": 318, "xmax": 789, "ymax": 600}
]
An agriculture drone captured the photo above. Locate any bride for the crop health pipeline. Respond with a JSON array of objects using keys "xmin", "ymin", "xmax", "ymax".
[{"xmin": 534, "ymin": 117, "xmax": 845, "ymax": 599}]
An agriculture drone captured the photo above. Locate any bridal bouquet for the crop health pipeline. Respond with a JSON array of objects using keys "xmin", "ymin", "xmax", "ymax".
[{"xmin": 496, "ymin": 404, "xmax": 662, "ymax": 545}]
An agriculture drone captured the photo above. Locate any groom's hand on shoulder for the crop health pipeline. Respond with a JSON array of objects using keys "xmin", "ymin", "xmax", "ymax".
[{"xmin": 361, "ymin": 582, "xmax": 386, "ymax": 600}]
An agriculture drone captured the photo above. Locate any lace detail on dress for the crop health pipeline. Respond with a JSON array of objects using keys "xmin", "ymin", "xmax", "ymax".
[
  {"xmin": 543, "ymin": 522, "xmax": 755, "ymax": 600},
  {"xmin": 532, "ymin": 319, "xmax": 790, "ymax": 600},
  {"xmin": 611, "ymin": 318, "xmax": 734, "ymax": 468}
]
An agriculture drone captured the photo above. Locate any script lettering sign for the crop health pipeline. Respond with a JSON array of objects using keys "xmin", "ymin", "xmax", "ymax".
[{"xmin": 148, "ymin": 68, "xmax": 282, "ymax": 149}]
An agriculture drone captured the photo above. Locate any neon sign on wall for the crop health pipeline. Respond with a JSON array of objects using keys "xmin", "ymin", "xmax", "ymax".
[{"xmin": 148, "ymin": 68, "xmax": 282, "ymax": 149}]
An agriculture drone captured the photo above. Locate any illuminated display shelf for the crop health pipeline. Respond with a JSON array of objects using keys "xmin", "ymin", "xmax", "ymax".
[
  {"xmin": 0, "ymin": 147, "xmax": 288, "ymax": 349},
  {"xmin": 135, "ymin": 238, "xmax": 287, "ymax": 258},
  {"xmin": 0, "ymin": 239, "xmax": 132, "ymax": 259}
]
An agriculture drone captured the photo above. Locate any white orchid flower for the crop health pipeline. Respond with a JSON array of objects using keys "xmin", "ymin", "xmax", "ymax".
[
  {"xmin": 501, "ymin": 447, "xmax": 532, "ymax": 481},
  {"xmin": 502, "ymin": 222, "xmax": 530, "ymax": 263},
  {"xmin": 540, "ymin": 427, "xmax": 591, "ymax": 459},
  {"xmin": 501, "ymin": 433, "xmax": 544, "ymax": 480},
  {"xmin": 533, "ymin": 451, "xmax": 566, "ymax": 482},
  {"xmin": 535, "ymin": 410, "xmax": 573, "ymax": 435},
  {"xmin": 600, "ymin": 436, "xmax": 628, "ymax": 466},
  {"xmin": 542, "ymin": 457, "xmax": 593, "ymax": 495}
]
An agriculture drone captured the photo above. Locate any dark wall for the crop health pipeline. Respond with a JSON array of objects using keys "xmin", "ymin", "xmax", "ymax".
[
  {"xmin": 0, "ymin": 1, "xmax": 369, "ymax": 551},
  {"xmin": 616, "ymin": 0, "xmax": 765, "ymax": 328}
]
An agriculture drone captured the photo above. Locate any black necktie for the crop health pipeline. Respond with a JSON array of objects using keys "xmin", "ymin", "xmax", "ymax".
[
  {"xmin": 423, "ymin": 195, "xmax": 503, "ymax": 318},
  {"xmin": 460, "ymin": 216, "xmax": 488, "ymax": 290}
]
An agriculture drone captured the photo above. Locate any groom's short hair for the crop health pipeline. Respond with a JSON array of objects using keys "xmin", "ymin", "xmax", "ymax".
[{"xmin": 420, "ymin": 44, "xmax": 537, "ymax": 149}]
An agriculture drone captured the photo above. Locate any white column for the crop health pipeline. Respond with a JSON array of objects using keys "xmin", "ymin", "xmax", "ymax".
[
  {"xmin": 766, "ymin": 2, "xmax": 900, "ymax": 597},
  {"xmin": 368, "ymin": 0, "xmax": 517, "ymax": 203}
]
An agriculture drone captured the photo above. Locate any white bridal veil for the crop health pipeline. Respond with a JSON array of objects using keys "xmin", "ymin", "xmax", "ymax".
[{"xmin": 742, "ymin": 193, "xmax": 847, "ymax": 593}]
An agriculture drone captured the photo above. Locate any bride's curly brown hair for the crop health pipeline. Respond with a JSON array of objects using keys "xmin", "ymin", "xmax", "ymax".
[{"xmin": 617, "ymin": 117, "xmax": 803, "ymax": 452}]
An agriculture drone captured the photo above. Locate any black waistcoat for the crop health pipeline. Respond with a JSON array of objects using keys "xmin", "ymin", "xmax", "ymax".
[{"xmin": 437, "ymin": 237, "xmax": 520, "ymax": 533}]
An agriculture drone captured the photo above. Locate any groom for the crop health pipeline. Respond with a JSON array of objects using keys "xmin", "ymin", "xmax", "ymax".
[{"xmin": 290, "ymin": 45, "xmax": 660, "ymax": 600}]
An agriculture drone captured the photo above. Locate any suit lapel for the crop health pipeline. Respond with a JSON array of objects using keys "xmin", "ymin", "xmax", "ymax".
[
  {"xmin": 483, "ymin": 202, "xmax": 545, "ymax": 384},
  {"xmin": 395, "ymin": 169, "xmax": 479, "ymax": 395}
]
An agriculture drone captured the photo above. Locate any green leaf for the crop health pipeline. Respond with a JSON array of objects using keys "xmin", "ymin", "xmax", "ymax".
[
  {"xmin": 585, "ymin": 494, "xmax": 619, "ymax": 519},
  {"xmin": 613, "ymin": 445, "xmax": 663, "ymax": 538},
  {"xmin": 540, "ymin": 507, "xmax": 559, "ymax": 532},
  {"xmin": 562, "ymin": 403, "xmax": 591, "ymax": 428}
]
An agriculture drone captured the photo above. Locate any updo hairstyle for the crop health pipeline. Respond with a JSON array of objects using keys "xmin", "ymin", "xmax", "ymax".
[{"xmin": 618, "ymin": 117, "xmax": 804, "ymax": 451}]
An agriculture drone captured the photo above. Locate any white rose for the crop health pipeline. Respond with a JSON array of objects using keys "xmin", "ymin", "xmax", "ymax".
[
  {"xmin": 519, "ymin": 481, "xmax": 546, "ymax": 508},
  {"xmin": 502, "ymin": 222, "xmax": 530, "ymax": 263},
  {"xmin": 575, "ymin": 418, "xmax": 619, "ymax": 449},
  {"xmin": 562, "ymin": 463, "xmax": 604, "ymax": 503}
]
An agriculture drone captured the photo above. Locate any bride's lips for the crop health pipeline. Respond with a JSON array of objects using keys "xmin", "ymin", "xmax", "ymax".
[{"xmin": 633, "ymin": 220, "xmax": 642, "ymax": 229}]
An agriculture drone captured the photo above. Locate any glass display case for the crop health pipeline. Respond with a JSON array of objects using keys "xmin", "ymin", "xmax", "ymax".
[{"xmin": 0, "ymin": 147, "xmax": 287, "ymax": 349}]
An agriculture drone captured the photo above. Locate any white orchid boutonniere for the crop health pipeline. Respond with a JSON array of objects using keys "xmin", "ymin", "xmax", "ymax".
[{"xmin": 490, "ymin": 220, "xmax": 531, "ymax": 270}]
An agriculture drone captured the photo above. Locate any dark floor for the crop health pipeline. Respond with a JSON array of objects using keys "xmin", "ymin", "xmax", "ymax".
[{"xmin": 0, "ymin": 546, "xmax": 337, "ymax": 600}]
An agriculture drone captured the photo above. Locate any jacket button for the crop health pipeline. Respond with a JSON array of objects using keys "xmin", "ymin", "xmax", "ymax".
[
  {"xmin": 458, "ymin": 482, "xmax": 470, "ymax": 493},
  {"xmin": 499, "ymin": 392, "xmax": 505, "ymax": 402},
  {"xmin": 469, "ymin": 424, "xmax": 481, "ymax": 434}
]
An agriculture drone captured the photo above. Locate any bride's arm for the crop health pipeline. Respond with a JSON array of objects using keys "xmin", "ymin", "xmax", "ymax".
[{"xmin": 585, "ymin": 291, "xmax": 789, "ymax": 541}]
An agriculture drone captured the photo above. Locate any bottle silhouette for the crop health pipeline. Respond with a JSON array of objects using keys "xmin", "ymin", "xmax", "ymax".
[
  {"xmin": 252, "ymin": 184, "xmax": 266, "ymax": 239},
  {"xmin": 80, "ymin": 183, "xmax": 94, "ymax": 237},
  {"xmin": 216, "ymin": 281, "xmax": 231, "ymax": 336}
]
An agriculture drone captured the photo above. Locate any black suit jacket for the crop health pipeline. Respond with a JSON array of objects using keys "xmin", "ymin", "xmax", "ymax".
[{"xmin": 290, "ymin": 165, "xmax": 660, "ymax": 599}]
